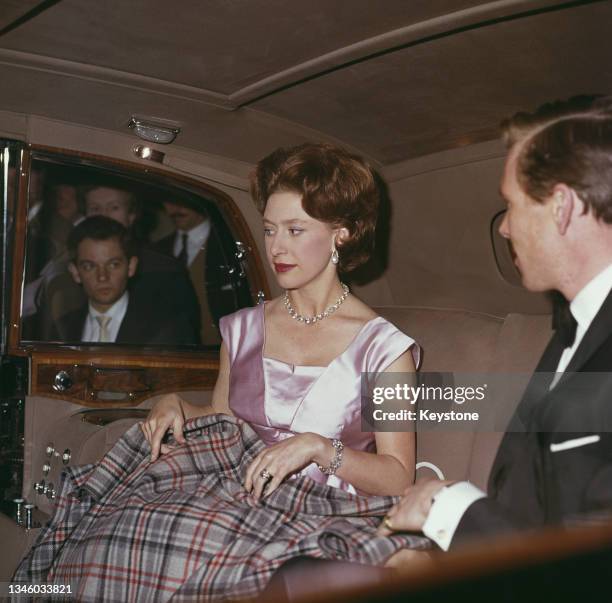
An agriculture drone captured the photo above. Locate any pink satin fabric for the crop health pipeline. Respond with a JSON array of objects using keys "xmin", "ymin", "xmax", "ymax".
[{"xmin": 219, "ymin": 303, "xmax": 419, "ymax": 494}]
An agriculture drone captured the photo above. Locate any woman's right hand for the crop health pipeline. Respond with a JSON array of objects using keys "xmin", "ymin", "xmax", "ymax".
[{"xmin": 140, "ymin": 393, "xmax": 187, "ymax": 461}]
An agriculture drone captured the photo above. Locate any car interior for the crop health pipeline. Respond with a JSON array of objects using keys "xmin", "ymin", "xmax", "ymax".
[{"xmin": 1, "ymin": 0, "xmax": 612, "ymax": 599}]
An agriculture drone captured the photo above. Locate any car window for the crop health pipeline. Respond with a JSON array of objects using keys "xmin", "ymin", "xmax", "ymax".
[
  {"xmin": 20, "ymin": 154, "xmax": 257, "ymax": 349},
  {"xmin": 491, "ymin": 209, "xmax": 522, "ymax": 287}
]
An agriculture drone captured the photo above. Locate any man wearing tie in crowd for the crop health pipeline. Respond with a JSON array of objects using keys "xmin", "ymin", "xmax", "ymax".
[
  {"xmin": 379, "ymin": 95, "xmax": 612, "ymax": 550},
  {"xmin": 51, "ymin": 215, "xmax": 197, "ymax": 345},
  {"xmin": 156, "ymin": 200, "xmax": 227, "ymax": 345},
  {"xmin": 160, "ymin": 201, "xmax": 211, "ymax": 268}
]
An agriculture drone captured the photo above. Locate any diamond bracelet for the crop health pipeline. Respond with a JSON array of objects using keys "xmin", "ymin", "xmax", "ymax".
[{"xmin": 317, "ymin": 439, "xmax": 344, "ymax": 475}]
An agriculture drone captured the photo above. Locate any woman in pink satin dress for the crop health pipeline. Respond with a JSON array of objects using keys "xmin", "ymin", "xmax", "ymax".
[
  {"xmin": 142, "ymin": 142, "xmax": 419, "ymax": 499},
  {"xmin": 15, "ymin": 144, "xmax": 427, "ymax": 602}
]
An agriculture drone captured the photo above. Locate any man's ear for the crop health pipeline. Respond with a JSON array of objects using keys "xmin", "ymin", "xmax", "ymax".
[
  {"xmin": 551, "ymin": 184, "xmax": 575, "ymax": 235},
  {"xmin": 127, "ymin": 256, "xmax": 138, "ymax": 278},
  {"xmin": 68, "ymin": 262, "xmax": 82, "ymax": 284}
]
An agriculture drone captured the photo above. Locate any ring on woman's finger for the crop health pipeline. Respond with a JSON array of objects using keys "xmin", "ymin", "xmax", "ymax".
[
  {"xmin": 260, "ymin": 469, "xmax": 273, "ymax": 481},
  {"xmin": 383, "ymin": 515, "xmax": 394, "ymax": 532}
]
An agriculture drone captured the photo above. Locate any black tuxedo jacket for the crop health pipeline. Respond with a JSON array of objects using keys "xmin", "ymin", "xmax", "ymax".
[
  {"xmin": 454, "ymin": 288, "xmax": 612, "ymax": 545},
  {"xmin": 51, "ymin": 291, "xmax": 198, "ymax": 346}
]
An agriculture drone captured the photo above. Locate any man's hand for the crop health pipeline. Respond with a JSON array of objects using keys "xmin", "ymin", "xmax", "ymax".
[{"xmin": 377, "ymin": 479, "xmax": 455, "ymax": 536}]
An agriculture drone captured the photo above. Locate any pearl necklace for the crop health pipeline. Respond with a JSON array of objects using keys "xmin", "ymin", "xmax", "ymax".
[{"xmin": 283, "ymin": 283, "xmax": 350, "ymax": 325}]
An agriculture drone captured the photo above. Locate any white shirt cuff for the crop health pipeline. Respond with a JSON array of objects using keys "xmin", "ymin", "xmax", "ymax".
[{"xmin": 422, "ymin": 481, "xmax": 486, "ymax": 551}]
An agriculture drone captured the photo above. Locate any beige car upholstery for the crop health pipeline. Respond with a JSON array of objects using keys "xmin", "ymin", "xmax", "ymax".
[{"xmin": 375, "ymin": 306, "xmax": 552, "ymax": 489}]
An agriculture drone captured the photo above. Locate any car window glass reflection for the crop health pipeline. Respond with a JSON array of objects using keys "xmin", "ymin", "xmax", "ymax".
[{"xmin": 20, "ymin": 161, "xmax": 253, "ymax": 347}]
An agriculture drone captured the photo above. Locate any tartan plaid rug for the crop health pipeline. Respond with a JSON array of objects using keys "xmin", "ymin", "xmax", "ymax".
[{"xmin": 14, "ymin": 414, "xmax": 429, "ymax": 602}]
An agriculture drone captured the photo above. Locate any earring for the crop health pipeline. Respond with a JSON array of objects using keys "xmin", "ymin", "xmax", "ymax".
[{"xmin": 331, "ymin": 247, "xmax": 339, "ymax": 265}]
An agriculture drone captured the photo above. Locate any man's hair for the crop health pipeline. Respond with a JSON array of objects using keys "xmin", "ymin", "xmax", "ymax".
[
  {"xmin": 81, "ymin": 182, "xmax": 140, "ymax": 214},
  {"xmin": 250, "ymin": 143, "xmax": 379, "ymax": 272},
  {"xmin": 502, "ymin": 94, "xmax": 612, "ymax": 223},
  {"xmin": 163, "ymin": 196, "xmax": 210, "ymax": 217},
  {"xmin": 67, "ymin": 215, "xmax": 135, "ymax": 261}
]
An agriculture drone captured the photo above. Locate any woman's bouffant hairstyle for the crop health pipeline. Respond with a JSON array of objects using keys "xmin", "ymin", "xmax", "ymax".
[
  {"xmin": 502, "ymin": 94, "xmax": 612, "ymax": 223},
  {"xmin": 250, "ymin": 143, "xmax": 379, "ymax": 272}
]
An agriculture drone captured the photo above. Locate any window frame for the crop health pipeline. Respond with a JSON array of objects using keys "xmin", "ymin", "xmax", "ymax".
[
  {"xmin": 0, "ymin": 141, "xmax": 17, "ymax": 356},
  {"xmin": 6, "ymin": 144, "xmax": 270, "ymax": 404}
]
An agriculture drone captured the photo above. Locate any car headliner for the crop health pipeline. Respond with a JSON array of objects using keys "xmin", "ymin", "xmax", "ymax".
[{"xmin": 0, "ymin": 0, "xmax": 611, "ymax": 166}]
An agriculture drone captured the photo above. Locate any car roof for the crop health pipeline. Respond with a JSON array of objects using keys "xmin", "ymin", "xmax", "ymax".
[{"xmin": 1, "ymin": 0, "xmax": 611, "ymax": 166}]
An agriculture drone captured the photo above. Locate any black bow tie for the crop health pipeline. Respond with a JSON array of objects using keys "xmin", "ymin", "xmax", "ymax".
[{"xmin": 555, "ymin": 304, "xmax": 578, "ymax": 349}]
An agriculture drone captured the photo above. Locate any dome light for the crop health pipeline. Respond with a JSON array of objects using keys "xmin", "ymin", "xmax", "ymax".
[{"xmin": 128, "ymin": 116, "xmax": 180, "ymax": 144}]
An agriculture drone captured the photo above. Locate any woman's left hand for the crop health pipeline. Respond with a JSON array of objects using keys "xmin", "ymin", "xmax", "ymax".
[{"xmin": 245, "ymin": 433, "xmax": 327, "ymax": 501}]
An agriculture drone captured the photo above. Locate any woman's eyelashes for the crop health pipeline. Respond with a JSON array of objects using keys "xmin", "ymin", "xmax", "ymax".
[{"xmin": 263, "ymin": 227, "xmax": 304, "ymax": 236}]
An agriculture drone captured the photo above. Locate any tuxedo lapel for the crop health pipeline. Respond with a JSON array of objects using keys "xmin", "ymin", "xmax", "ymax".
[{"xmin": 533, "ymin": 331, "xmax": 567, "ymax": 373}]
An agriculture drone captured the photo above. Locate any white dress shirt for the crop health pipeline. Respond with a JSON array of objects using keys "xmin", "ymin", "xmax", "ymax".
[
  {"xmin": 82, "ymin": 292, "xmax": 129, "ymax": 343},
  {"xmin": 173, "ymin": 220, "xmax": 211, "ymax": 267},
  {"xmin": 423, "ymin": 262, "xmax": 612, "ymax": 550}
]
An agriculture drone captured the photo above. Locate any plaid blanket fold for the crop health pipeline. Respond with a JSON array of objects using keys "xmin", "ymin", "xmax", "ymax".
[{"xmin": 14, "ymin": 414, "xmax": 429, "ymax": 602}]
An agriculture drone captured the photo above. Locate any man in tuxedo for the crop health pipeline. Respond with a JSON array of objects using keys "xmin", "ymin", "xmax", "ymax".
[
  {"xmin": 52, "ymin": 215, "xmax": 197, "ymax": 345},
  {"xmin": 380, "ymin": 95, "xmax": 612, "ymax": 549}
]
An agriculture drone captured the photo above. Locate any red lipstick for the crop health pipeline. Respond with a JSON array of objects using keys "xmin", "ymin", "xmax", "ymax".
[{"xmin": 274, "ymin": 263, "xmax": 296, "ymax": 273}]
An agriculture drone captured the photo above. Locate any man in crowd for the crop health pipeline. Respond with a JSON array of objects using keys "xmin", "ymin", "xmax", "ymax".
[
  {"xmin": 29, "ymin": 182, "xmax": 200, "ymax": 343},
  {"xmin": 157, "ymin": 201, "xmax": 211, "ymax": 268},
  {"xmin": 52, "ymin": 215, "xmax": 196, "ymax": 345},
  {"xmin": 381, "ymin": 94, "xmax": 612, "ymax": 548},
  {"xmin": 155, "ymin": 200, "xmax": 224, "ymax": 345}
]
